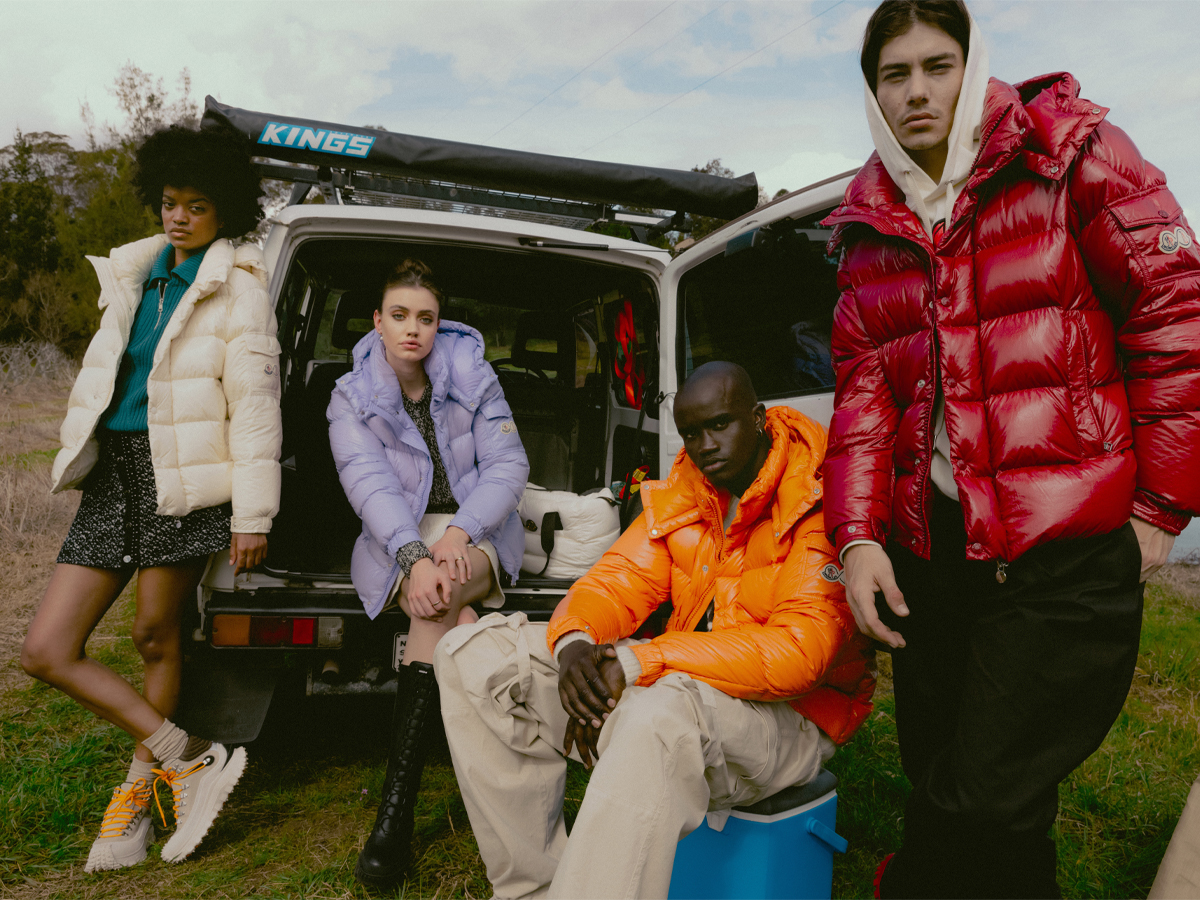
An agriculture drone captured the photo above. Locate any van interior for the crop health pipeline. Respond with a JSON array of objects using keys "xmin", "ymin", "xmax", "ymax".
[
  {"xmin": 676, "ymin": 217, "xmax": 839, "ymax": 401},
  {"xmin": 265, "ymin": 238, "xmax": 659, "ymax": 579}
]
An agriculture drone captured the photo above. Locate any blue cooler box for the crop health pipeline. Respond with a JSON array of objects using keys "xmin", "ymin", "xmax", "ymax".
[{"xmin": 668, "ymin": 769, "xmax": 846, "ymax": 900}]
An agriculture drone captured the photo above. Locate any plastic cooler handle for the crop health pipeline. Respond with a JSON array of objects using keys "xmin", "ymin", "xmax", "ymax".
[{"xmin": 805, "ymin": 817, "xmax": 849, "ymax": 854}]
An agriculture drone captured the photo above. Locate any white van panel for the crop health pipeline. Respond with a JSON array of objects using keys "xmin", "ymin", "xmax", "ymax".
[{"xmin": 656, "ymin": 174, "xmax": 855, "ymax": 477}]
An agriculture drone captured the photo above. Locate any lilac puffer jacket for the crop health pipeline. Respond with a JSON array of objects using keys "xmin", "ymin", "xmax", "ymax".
[{"xmin": 327, "ymin": 321, "xmax": 530, "ymax": 619}]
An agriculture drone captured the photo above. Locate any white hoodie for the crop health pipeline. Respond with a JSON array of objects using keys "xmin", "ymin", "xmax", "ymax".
[
  {"xmin": 864, "ymin": 12, "xmax": 990, "ymax": 237},
  {"xmin": 865, "ymin": 12, "xmax": 989, "ymax": 504}
]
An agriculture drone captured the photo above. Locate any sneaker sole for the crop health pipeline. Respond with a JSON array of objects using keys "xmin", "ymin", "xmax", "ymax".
[
  {"xmin": 160, "ymin": 746, "xmax": 247, "ymax": 863},
  {"xmin": 84, "ymin": 821, "xmax": 154, "ymax": 873}
]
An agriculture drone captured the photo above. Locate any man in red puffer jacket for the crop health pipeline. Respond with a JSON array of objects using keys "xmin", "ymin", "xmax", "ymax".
[{"xmin": 824, "ymin": 1, "xmax": 1200, "ymax": 897}]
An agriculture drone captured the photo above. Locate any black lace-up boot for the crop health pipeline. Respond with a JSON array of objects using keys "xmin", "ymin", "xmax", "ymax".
[{"xmin": 354, "ymin": 661, "xmax": 439, "ymax": 890}]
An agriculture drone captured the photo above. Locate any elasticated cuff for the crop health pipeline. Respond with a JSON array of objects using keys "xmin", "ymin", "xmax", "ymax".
[
  {"xmin": 839, "ymin": 538, "xmax": 883, "ymax": 564},
  {"xmin": 231, "ymin": 515, "xmax": 273, "ymax": 534},
  {"xmin": 396, "ymin": 541, "xmax": 433, "ymax": 578},
  {"xmin": 553, "ymin": 630, "xmax": 595, "ymax": 664},
  {"xmin": 1132, "ymin": 493, "xmax": 1191, "ymax": 536},
  {"xmin": 615, "ymin": 645, "xmax": 643, "ymax": 685}
]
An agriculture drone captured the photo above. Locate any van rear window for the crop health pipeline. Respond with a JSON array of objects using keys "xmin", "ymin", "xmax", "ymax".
[{"xmin": 679, "ymin": 224, "xmax": 839, "ymax": 400}]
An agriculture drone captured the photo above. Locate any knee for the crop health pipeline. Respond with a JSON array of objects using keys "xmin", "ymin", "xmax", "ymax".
[
  {"xmin": 433, "ymin": 616, "xmax": 518, "ymax": 700},
  {"xmin": 605, "ymin": 678, "xmax": 701, "ymax": 748},
  {"xmin": 20, "ymin": 633, "xmax": 69, "ymax": 684},
  {"xmin": 131, "ymin": 618, "xmax": 181, "ymax": 664}
]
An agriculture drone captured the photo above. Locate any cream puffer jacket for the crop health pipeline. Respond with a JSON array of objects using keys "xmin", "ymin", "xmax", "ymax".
[{"xmin": 51, "ymin": 234, "xmax": 282, "ymax": 534}]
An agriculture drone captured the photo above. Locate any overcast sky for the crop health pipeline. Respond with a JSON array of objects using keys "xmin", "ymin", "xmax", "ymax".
[{"xmin": 2, "ymin": 0, "xmax": 1198, "ymax": 219}]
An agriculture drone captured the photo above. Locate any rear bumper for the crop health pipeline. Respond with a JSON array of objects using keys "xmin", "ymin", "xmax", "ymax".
[{"xmin": 180, "ymin": 580, "xmax": 572, "ymax": 742}]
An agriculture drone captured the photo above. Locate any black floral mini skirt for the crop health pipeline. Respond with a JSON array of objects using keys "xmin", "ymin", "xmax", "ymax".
[{"xmin": 57, "ymin": 431, "xmax": 231, "ymax": 570}]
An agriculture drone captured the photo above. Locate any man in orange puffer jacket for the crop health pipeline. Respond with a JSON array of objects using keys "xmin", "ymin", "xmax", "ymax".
[{"xmin": 434, "ymin": 362, "xmax": 873, "ymax": 899}]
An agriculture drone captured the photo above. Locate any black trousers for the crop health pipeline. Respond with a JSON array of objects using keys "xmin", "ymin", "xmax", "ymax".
[{"xmin": 877, "ymin": 493, "xmax": 1144, "ymax": 899}]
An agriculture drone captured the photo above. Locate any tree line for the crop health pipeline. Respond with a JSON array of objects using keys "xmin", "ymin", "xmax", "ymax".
[
  {"xmin": 1, "ymin": 63, "xmax": 782, "ymax": 358},
  {"xmin": 0, "ymin": 65, "xmax": 202, "ymax": 357}
]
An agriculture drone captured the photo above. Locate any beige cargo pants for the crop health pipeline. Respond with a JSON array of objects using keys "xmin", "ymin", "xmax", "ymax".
[
  {"xmin": 433, "ymin": 612, "xmax": 835, "ymax": 900},
  {"xmin": 1150, "ymin": 773, "xmax": 1200, "ymax": 899}
]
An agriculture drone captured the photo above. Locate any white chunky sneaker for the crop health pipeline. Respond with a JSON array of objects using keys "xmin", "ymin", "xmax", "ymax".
[
  {"xmin": 155, "ymin": 742, "xmax": 247, "ymax": 863},
  {"xmin": 83, "ymin": 778, "xmax": 155, "ymax": 872}
]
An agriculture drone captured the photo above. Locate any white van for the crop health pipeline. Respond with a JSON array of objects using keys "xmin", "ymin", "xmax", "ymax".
[{"xmin": 177, "ymin": 98, "xmax": 856, "ymax": 742}]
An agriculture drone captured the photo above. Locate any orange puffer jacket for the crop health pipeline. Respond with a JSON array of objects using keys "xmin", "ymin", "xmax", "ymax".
[{"xmin": 546, "ymin": 406, "xmax": 874, "ymax": 745}]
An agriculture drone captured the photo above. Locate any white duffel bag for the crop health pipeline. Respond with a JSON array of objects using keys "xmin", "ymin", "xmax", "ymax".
[{"xmin": 519, "ymin": 483, "xmax": 620, "ymax": 579}]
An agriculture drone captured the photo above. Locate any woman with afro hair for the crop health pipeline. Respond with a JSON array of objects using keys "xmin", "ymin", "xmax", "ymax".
[{"xmin": 22, "ymin": 124, "xmax": 282, "ymax": 871}]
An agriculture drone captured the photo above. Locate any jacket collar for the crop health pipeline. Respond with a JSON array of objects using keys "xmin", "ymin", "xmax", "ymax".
[
  {"xmin": 826, "ymin": 73, "xmax": 1107, "ymax": 252},
  {"xmin": 147, "ymin": 241, "xmax": 208, "ymax": 286},
  {"xmin": 94, "ymin": 235, "xmax": 267, "ymax": 311},
  {"xmin": 640, "ymin": 406, "xmax": 825, "ymax": 542}
]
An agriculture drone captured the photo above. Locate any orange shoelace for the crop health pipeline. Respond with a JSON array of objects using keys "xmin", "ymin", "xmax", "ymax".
[
  {"xmin": 97, "ymin": 778, "xmax": 153, "ymax": 839},
  {"xmin": 151, "ymin": 759, "xmax": 207, "ymax": 828}
]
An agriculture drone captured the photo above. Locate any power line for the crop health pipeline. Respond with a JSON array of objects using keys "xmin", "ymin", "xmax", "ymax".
[
  {"xmin": 524, "ymin": 1, "xmax": 730, "ymax": 142},
  {"xmin": 581, "ymin": 0, "xmax": 846, "ymax": 155},
  {"xmin": 487, "ymin": 1, "xmax": 677, "ymax": 141}
]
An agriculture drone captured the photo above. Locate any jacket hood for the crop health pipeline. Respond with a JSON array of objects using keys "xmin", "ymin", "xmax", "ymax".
[
  {"xmin": 828, "ymin": 72, "xmax": 1108, "ymax": 252},
  {"xmin": 864, "ymin": 11, "xmax": 989, "ymax": 236},
  {"xmin": 342, "ymin": 319, "xmax": 496, "ymax": 417},
  {"xmin": 231, "ymin": 242, "xmax": 268, "ymax": 285},
  {"xmin": 642, "ymin": 406, "xmax": 826, "ymax": 541}
]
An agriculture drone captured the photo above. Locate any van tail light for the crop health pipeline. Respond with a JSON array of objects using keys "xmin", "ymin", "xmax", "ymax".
[
  {"xmin": 211, "ymin": 614, "xmax": 324, "ymax": 647},
  {"xmin": 212, "ymin": 614, "xmax": 250, "ymax": 646},
  {"xmin": 292, "ymin": 617, "xmax": 316, "ymax": 645},
  {"xmin": 250, "ymin": 616, "xmax": 288, "ymax": 646}
]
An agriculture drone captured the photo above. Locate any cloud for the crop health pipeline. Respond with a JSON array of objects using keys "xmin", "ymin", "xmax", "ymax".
[
  {"xmin": 0, "ymin": 0, "xmax": 1196, "ymax": 221},
  {"xmin": 758, "ymin": 150, "xmax": 865, "ymax": 197}
]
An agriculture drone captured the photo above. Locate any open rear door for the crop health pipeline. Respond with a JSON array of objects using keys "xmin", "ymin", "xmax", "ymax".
[{"xmin": 656, "ymin": 172, "xmax": 859, "ymax": 475}]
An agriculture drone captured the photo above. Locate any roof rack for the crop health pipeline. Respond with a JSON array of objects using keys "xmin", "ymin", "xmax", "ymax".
[{"xmin": 202, "ymin": 97, "xmax": 758, "ymax": 236}]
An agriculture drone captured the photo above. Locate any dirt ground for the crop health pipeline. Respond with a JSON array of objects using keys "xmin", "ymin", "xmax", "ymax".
[{"xmin": 0, "ymin": 379, "xmax": 79, "ymax": 696}]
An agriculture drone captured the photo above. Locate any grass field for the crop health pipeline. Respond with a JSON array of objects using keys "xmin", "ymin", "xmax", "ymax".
[{"xmin": 2, "ymin": 379, "xmax": 1199, "ymax": 898}]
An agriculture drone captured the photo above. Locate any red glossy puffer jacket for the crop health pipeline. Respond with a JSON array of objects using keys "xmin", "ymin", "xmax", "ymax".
[
  {"xmin": 546, "ymin": 406, "xmax": 874, "ymax": 745},
  {"xmin": 824, "ymin": 73, "xmax": 1200, "ymax": 563}
]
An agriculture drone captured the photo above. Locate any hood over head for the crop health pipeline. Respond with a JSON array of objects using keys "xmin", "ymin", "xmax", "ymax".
[
  {"xmin": 864, "ymin": 9, "xmax": 989, "ymax": 235},
  {"xmin": 345, "ymin": 318, "xmax": 495, "ymax": 414}
]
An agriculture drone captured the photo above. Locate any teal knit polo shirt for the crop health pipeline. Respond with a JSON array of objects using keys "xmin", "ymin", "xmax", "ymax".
[{"xmin": 101, "ymin": 243, "xmax": 208, "ymax": 432}]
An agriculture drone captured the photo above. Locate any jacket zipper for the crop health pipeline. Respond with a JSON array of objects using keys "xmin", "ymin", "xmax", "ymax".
[
  {"xmin": 829, "ymin": 104, "xmax": 1019, "ymax": 564},
  {"xmin": 154, "ymin": 281, "xmax": 166, "ymax": 328}
]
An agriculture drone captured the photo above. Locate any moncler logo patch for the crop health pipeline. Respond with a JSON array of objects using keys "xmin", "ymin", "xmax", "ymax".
[
  {"xmin": 1159, "ymin": 226, "xmax": 1193, "ymax": 254},
  {"xmin": 264, "ymin": 363, "xmax": 276, "ymax": 375},
  {"xmin": 500, "ymin": 421, "xmax": 517, "ymax": 434},
  {"xmin": 820, "ymin": 563, "xmax": 844, "ymax": 584}
]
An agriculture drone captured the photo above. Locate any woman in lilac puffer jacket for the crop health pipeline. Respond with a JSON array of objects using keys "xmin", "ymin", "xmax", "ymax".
[{"xmin": 327, "ymin": 259, "xmax": 528, "ymax": 890}]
